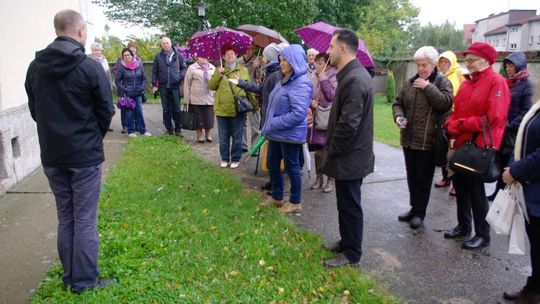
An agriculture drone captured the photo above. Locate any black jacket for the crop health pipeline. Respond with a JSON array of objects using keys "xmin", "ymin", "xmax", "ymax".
[
  {"xmin": 151, "ymin": 49, "xmax": 187, "ymax": 89},
  {"xmin": 115, "ymin": 62, "xmax": 146, "ymax": 98},
  {"xmin": 25, "ymin": 36, "xmax": 113, "ymax": 168},
  {"xmin": 322, "ymin": 59, "xmax": 375, "ymax": 180}
]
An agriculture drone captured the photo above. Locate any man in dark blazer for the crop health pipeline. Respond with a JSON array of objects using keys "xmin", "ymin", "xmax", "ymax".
[{"xmin": 322, "ymin": 29, "xmax": 375, "ymax": 267}]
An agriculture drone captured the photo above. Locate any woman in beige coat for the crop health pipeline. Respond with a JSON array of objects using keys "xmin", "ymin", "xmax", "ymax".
[{"xmin": 184, "ymin": 57, "xmax": 216, "ymax": 143}]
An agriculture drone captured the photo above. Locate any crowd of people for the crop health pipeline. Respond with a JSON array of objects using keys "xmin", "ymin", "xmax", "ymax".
[{"xmin": 26, "ymin": 8, "xmax": 540, "ymax": 303}]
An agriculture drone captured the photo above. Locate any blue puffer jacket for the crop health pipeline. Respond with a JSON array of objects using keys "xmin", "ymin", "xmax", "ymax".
[
  {"xmin": 509, "ymin": 103, "xmax": 540, "ymax": 217},
  {"xmin": 503, "ymin": 52, "xmax": 535, "ymax": 133},
  {"xmin": 262, "ymin": 45, "xmax": 312, "ymax": 144}
]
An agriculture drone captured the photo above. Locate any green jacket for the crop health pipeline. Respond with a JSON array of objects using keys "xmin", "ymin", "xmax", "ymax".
[{"xmin": 208, "ymin": 65, "xmax": 258, "ymax": 117}]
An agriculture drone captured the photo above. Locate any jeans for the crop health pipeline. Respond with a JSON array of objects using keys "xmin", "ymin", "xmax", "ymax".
[
  {"xmin": 403, "ymin": 148, "xmax": 436, "ymax": 219},
  {"xmin": 43, "ymin": 164, "xmax": 102, "ymax": 292},
  {"xmin": 267, "ymin": 140, "xmax": 302, "ymax": 204},
  {"xmin": 126, "ymin": 95, "xmax": 147, "ymax": 134},
  {"xmin": 216, "ymin": 115, "xmax": 245, "ymax": 162},
  {"xmin": 160, "ymin": 88, "xmax": 181, "ymax": 133},
  {"xmin": 335, "ymin": 179, "xmax": 364, "ymax": 263}
]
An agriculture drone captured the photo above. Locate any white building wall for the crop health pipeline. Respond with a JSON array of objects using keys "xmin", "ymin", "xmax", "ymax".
[
  {"xmin": 486, "ymin": 34, "xmax": 507, "ymax": 51},
  {"xmin": 0, "ymin": 0, "xmax": 94, "ymax": 193},
  {"xmin": 473, "ymin": 14, "xmax": 509, "ymax": 43},
  {"xmin": 529, "ymin": 21, "xmax": 540, "ymax": 51},
  {"xmin": 507, "ymin": 27, "xmax": 523, "ymax": 51}
]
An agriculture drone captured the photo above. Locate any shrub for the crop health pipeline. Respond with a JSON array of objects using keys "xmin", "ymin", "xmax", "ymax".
[{"xmin": 385, "ymin": 70, "xmax": 396, "ymax": 103}]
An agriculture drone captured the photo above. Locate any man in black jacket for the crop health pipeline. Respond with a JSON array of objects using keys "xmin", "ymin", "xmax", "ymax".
[
  {"xmin": 25, "ymin": 9, "xmax": 115, "ymax": 293},
  {"xmin": 151, "ymin": 36, "xmax": 187, "ymax": 136},
  {"xmin": 322, "ymin": 29, "xmax": 375, "ymax": 267}
]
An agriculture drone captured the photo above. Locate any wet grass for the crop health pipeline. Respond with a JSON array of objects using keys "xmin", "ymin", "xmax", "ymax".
[
  {"xmin": 31, "ymin": 136, "xmax": 398, "ymax": 303},
  {"xmin": 374, "ymin": 95, "xmax": 400, "ymax": 147}
]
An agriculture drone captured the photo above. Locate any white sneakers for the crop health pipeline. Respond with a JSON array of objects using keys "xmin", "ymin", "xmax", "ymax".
[
  {"xmin": 220, "ymin": 161, "xmax": 228, "ymax": 168},
  {"xmin": 128, "ymin": 132, "xmax": 151, "ymax": 137},
  {"xmin": 128, "ymin": 133, "xmax": 137, "ymax": 138},
  {"xmin": 230, "ymin": 162, "xmax": 240, "ymax": 169},
  {"xmin": 143, "ymin": 132, "xmax": 152, "ymax": 137}
]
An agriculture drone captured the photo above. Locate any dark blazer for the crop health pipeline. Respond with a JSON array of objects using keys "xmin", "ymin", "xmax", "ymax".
[
  {"xmin": 25, "ymin": 36, "xmax": 113, "ymax": 168},
  {"xmin": 322, "ymin": 59, "xmax": 375, "ymax": 180}
]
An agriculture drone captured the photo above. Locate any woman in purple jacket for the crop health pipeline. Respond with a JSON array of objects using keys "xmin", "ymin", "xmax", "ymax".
[{"xmin": 308, "ymin": 53, "xmax": 338, "ymax": 193}]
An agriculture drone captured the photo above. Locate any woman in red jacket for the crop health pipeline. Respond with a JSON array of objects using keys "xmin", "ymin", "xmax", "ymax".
[{"xmin": 444, "ymin": 42, "xmax": 510, "ymax": 250}]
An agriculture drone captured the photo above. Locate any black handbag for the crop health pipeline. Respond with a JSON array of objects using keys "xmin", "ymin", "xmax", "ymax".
[
  {"xmin": 180, "ymin": 104, "xmax": 198, "ymax": 131},
  {"xmin": 449, "ymin": 116, "xmax": 501, "ymax": 182},
  {"xmin": 228, "ymin": 80, "xmax": 253, "ymax": 114},
  {"xmin": 433, "ymin": 113, "xmax": 449, "ymax": 167}
]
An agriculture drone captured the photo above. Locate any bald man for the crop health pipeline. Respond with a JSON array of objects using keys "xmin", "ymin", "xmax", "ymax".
[
  {"xmin": 25, "ymin": 9, "xmax": 115, "ymax": 294},
  {"xmin": 151, "ymin": 36, "xmax": 187, "ymax": 136}
]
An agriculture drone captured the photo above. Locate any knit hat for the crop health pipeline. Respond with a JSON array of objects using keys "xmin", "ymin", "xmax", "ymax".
[
  {"xmin": 463, "ymin": 42, "xmax": 497, "ymax": 65},
  {"xmin": 221, "ymin": 43, "xmax": 236, "ymax": 56},
  {"xmin": 262, "ymin": 42, "xmax": 287, "ymax": 62}
]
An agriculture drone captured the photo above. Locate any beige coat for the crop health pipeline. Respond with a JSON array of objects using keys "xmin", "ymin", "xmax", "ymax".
[{"xmin": 184, "ymin": 62, "xmax": 216, "ymax": 105}]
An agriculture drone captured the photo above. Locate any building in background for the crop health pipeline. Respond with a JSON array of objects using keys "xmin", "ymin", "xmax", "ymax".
[
  {"xmin": 472, "ymin": 9, "xmax": 540, "ymax": 52},
  {"xmin": 463, "ymin": 24, "xmax": 475, "ymax": 45},
  {"xmin": 0, "ymin": 0, "xmax": 96, "ymax": 193}
]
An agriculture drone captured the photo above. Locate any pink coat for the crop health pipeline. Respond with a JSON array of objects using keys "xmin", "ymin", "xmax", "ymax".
[
  {"xmin": 308, "ymin": 67, "xmax": 338, "ymax": 146},
  {"xmin": 184, "ymin": 62, "xmax": 216, "ymax": 105}
]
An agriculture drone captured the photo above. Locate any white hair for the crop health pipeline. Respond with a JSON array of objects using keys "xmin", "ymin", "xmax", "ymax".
[
  {"xmin": 90, "ymin": 42, "xmax": 103, "ymax": 51},
  {"xmin": 413, "ymin": 46, "xmax": 439, "ymax": 66},
  {"xmin": 307, "ymin": 48, "xmax": 319, "ymax": 56}
]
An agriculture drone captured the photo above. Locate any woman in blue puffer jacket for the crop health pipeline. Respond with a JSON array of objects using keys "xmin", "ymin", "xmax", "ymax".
[{"xmin": 260, "ymin": 44, "xmax": 312, "ymax": 213}]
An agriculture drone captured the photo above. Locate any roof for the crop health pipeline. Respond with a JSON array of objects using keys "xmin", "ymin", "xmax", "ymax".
[{"xmin": 484, "ymin": 26, "xmax": 507, "ymax": 36}]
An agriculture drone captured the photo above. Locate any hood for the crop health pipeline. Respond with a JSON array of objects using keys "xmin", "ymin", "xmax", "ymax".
[
  {"xmin": 438, "ymin": 51, "xmax": 461, "ymax": 76},
  {"xmin": 33, "ymin": 36, "xmax": 87, "ymax": 79},
  {"xmin": 504, "ymin": 52, "xmax": 527, "ymax": 72},
  {"xmin": 279, "ymin": 44, "xmax": 308, "ymax": 80}
]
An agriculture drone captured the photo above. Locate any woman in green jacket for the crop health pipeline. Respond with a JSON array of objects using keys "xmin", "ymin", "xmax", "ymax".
[{"xmin": 208, "ymin": 44, "xmax": 257, "ymax": 169}]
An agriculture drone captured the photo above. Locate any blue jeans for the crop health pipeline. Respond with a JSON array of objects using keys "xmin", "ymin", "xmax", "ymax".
[
  {"xmin": 43, "ymin": 164, "xmax": 102, "ymax": 292},
  {"xmin": 216, "ymin": 115, "xmax": 245, "ymax": 162},
  {"xmin": 126, "ymin": 96, "xmax": 147, "ymax": 134},
  {"xmin": 267, "ymin": 140, "xmax": 302, "ymax": 204},
  {"xmin": 160, "ymin": 88, "xmax": 181, "ymax": 133}
]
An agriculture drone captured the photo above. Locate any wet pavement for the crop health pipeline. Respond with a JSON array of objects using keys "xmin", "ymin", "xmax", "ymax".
[{"xmin": 0, "ymin": 103, "xmax": 531, "ymax": 303}]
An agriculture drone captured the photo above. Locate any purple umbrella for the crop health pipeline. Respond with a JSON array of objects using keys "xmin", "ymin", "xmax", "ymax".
[
  {"xmin": 294, "ymin": 21, "xmax": 375, "ymax": 68},
  {"xmin": 187, "ymin": 26, "xmax": 253, "ymax": 63}
]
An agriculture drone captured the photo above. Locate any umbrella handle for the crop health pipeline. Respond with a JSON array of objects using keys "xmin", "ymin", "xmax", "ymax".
[{"xmin": 322, "ymin": 58, "xmax": 330, "ymax": 72}]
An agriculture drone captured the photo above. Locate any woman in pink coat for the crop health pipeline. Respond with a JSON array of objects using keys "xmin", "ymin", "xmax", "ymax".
[{"xmin": 308, "ymin": 53, "xmax": 338, "ymax": 193}]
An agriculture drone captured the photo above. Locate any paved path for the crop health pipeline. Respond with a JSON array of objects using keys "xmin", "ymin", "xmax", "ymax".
[{"xmin": 0, "ymin": 104, "xmax": 530, "ymax": 303}]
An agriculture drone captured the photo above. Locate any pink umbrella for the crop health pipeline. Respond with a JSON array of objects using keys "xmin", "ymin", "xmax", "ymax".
[
  {"xmin": 187, "ymin": 26, "xmax": 253, "ymax": 63},
  {"xmin": 294, "ymin": 21, "xmax": 375, "ymax": 68}
]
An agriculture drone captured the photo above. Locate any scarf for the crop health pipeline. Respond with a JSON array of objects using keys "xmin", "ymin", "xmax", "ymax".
[
  {"xmin": 506, "ymin": 70, "xmax": 530, "ymax": 88},
  {"xmin": 122, "ymin": 59, "xmax": 139, "ymax": 70},
  {"xmin": 225, "ymin": 62, "xmax": 236, "ymax": 70},
  {"xmin": 198, "ymin": 62, "xmax": 210, "ymax": 92}
]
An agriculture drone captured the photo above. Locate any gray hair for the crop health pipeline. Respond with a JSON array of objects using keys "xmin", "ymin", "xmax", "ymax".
[
  {"xmin": 90, "ymin": 42, "xmax": 103, "ymax": 51},
  {"xmin": 413, "ymin": 46, "xmax": 439, "ymax": 66}
]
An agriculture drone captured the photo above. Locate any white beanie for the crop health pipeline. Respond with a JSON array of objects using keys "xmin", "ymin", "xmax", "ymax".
[{"xmin": 263, "ymin": 42, "xmax": 288, "ymax": 62}]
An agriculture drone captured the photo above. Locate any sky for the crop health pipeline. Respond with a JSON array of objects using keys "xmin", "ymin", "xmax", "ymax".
[{"xmin": 91, "ymin": 0, "xmax": 540, "ymax": 39}]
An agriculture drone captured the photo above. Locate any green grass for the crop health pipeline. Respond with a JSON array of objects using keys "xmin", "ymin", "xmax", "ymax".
[
  {"xmin": 31, "ymin": 137, "xmax": 398, "ymax": 303},
  {"xmin": 374, "ymin": 95, "xmax": 400, "ymax": 147}
]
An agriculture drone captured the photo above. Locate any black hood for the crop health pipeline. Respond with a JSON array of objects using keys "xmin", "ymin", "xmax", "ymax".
[{"xmin": 33, "ymin": 36, "xmax": 87, "ymax": 79}]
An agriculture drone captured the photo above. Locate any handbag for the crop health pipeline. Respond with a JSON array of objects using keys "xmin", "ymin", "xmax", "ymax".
[
  {"xmin": 433, "ymin": 113, "xmax": 449, "ymax": 167},
  {"xmin": 228, "ymin": 81, "xmax": 253, "ymax": 114},
  {"xmin": 180, "ymin": 104, "xmax": 198, "ymax": 131},
  {"xmin": 508, "ymin": 205, "xmax": 527, "ymax": 255},
  {"xmin": 485, "ymin": 186, "xmax": 517, "ymax": 235},
  {"xmin": 449, "ymin": 116, "xmax": 501, "ymax": 182},
  {"xmin": 314, "ymin": 105, "xmax": 331, "ymax": 130},
  {"xmin": 117, "ymin": 95, "xmax": 136, "ymax": 110}
]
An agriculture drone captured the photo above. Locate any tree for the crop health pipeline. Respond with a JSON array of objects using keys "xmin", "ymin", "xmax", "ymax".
[
  {"xmin": 95, "ymin": 34, "xmax": 161, "ymax": 62},
  {"xmin": 315, "ymin": 0, "xmax": 370, "ymax": 30},
  {"xmin": 410, "ymin": 21, "xmax": 466, "ymax": 52},
  {"xmin": 356, "ymin": 0, "xmax": 419, "ymax": 59}
]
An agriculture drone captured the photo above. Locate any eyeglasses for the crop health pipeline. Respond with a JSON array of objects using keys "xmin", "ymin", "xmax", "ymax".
[{"xmin": 464, "ymin": 57, "xmax": 481, "ymax": 64}]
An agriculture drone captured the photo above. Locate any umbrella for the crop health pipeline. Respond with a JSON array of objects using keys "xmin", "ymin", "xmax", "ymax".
[
  {"xmin": 302, "ymin": 143, "xmax": 312, "ymax": 177},
  {"xmin": 187, "ymin": 26, "xmax": 253, "ymax": 63},
  {"xmin": 246, "ymin": 135, "xmax": 267, "ymax": 159},
  {"xmin": 294, "ymin": 21, "xmax": 375, "ymax": 68},
  {"xmin": 236, "ymin": 24, "xmax": 288, "ymax": 48}
]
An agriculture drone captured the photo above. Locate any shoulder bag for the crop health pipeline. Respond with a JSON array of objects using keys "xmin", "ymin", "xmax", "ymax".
[{"xmin": 228, "ymin": 79, "xmax": 253, "ymax": 114}]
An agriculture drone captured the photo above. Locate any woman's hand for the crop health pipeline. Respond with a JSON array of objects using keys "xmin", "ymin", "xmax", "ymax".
[
  {"xmin": 502, "ymin": 167, "xmax": 516, "ymax": 185},
  {"xmin": 310, "ymin": 99, "xmax": 318, "ymax": 109},
  {"xmin": 218, "ymin": 66, "xmax": 225, "ymax": 75},
  {"xmin": 413, "ymin": 78, "xmax": 430, "ymax": 90},
  {"xmin": 228, "ymin": 77, "xmax": 239, "ymax": 85}
]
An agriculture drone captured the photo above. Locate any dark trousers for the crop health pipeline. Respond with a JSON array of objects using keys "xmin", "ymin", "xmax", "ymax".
[
  {"xmin": 216, "ymin": 115, "xmax": 245, "ymax": 163},
  {"xmin": 43, "ymin": 164, "xmax": 102, "ymax": 292},
  {"xmin": 335, "ymin": 179, "xmax": 364, "ymax": 263},
  {"xmin": 526, "ymin": 215, "xmax": 540, "ymax": 292},
  {"xmin": 452, "ymin": 172, "xmax": 490, "ymax": 238},
  {"xmin": 267, "ymin": 140, "xmax": 302, "ymax": 204},
  {"xmin": 403, "ymin": 148, "xmax": 436, "ymax": 219},
  {"xmin": 160, "ymin": 88, "xmax": 181, "ymax": 133}
]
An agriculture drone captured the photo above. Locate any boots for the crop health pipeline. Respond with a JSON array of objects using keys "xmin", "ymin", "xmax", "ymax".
[
  {"xmin": 311, "ymin": 175, "xmax": 323, "ymax": 190},
  {"xmin": 323, "ymin": 177, "xmax": 334, "ymax": 193}
]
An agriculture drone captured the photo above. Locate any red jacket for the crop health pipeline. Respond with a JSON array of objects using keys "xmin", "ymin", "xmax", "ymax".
[{"xmin": 446, "ymin": 67, "xmax": 510, "ymax": 149}]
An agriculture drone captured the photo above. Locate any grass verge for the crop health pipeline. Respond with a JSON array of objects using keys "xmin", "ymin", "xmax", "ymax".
[
  {"xmin": 374, "ymin": 94, "xmax": 400, "ymax": 147},
  {"xmin": 32, "ymin": 136, "xmax": 398, "ymax": 303}
]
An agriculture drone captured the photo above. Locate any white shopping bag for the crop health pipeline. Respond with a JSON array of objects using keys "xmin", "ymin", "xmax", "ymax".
[
  {"xmin": 486, "ymin": 187, "xmax": 517, "ymax": 235},
  {"xmin": 508, "ymin": 205, "xmax": 527, "ymax": 255}
]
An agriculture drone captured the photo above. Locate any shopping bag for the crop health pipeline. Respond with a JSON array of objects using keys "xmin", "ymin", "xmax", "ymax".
[
  {"xmin": 180, "ymin": 104, "xmax": 198, "ymax": 131},
  {"xmin": 508, "ymin": 206, "xmax": 527, "ymax": 255},
  {"xmin": 485, "ymin": 186, "xmax": 516, "ymax": 235}
]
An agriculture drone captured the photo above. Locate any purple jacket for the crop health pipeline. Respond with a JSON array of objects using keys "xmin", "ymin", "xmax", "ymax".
[{"xmin": 308, "ymin": 67, "xmax": 338, "ymax": 146}]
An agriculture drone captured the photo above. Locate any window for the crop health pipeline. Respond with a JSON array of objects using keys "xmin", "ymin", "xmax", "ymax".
[
  {"xmin": 509, "ymin": 43, "xmax": 517, "ymax": 49},
  {"xmin": 530, "ymin": 36, "xmax": 534, "ymax": 45},
  {"xmin": 510, "ymin": 27, "xmax": 519, "ymax": 32},
  {"xmin": 537, "ymin": 35, "xmax": 540, "ymax": 44},
  {"xmin": 495, "ymin": 39, "xmax": 499, "ymax": 47},
  {"xmin": 502, "ymin": 39, "xmax": 506, "ymax": 47}
]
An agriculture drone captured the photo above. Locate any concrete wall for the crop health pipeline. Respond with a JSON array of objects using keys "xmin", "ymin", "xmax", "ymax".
[{"xmin": 0, "ymin": 0, "xmax": 93, "ymax": 193}]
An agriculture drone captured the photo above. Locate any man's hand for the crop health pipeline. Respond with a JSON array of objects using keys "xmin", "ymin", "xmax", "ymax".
[
  {"xmin": 413, "ymin": 78, "xmax": 430, "ymax": 90},
  {"xmin": 253, "ymin": 58, "xmax": 260, "ymax": 68}
]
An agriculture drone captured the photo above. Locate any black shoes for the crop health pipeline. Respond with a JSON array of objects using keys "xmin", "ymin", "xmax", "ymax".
[
  {"xmin": 462, "ymin": 235, "xmax": 490, "ymax": 250},
  {"xmin": 444, "ymin": 226, "xmax": 471, "ymax": 239},
  {"xmin": 503, "ymin": 288, "xmax": 524, "ymax": 300},
  {"xmin": 503, "ymin": 288, "xmax": 540, "ymax": 302},
  {"xmin": 324, "ymin": 241, "xmax": 343, "ymax": 253},
  {"xmin": 409, "ymin": 216, "xmax": 424, "ymax": 229},
  {"xmin": 323, "ymin": 253, "xmax": 359, "ymax": 268},
  {"xmin": 73, "ymin": 278, "xmax": 117, "ymax": 294},
  {"xmin": 398, "ymin": 210, "xmax": 414, "ymax": 222}
]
